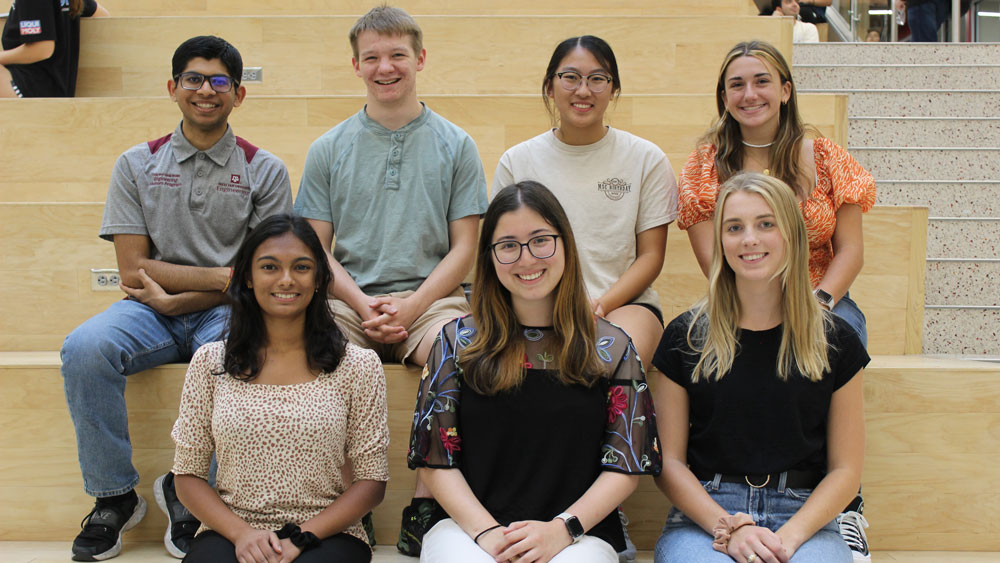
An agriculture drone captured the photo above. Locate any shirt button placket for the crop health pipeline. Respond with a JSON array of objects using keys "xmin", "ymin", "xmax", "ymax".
[{"xmin": 386, "ymin": 132, "xmax": 403, "ymax": 191}]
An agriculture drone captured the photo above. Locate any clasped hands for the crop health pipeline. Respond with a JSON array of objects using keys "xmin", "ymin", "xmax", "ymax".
[
  {"xmin": 359, "ymin": 295, "xmax": 421, "ymax": 343},
  {"xmin": 477, "ymin": 519, "xmax": 573, "ymax": 563},
  {"xmin": 726, "ymin": 525, "xmax": 793, "ymax": 563},
  {"xmin": 233, "ymin": 528, "xmax": 301, "ymax": 563}
]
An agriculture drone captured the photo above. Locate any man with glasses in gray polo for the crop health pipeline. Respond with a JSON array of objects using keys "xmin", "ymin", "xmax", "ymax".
[{"xmin": 60, "ymin": 35, "xmax": 291, "ymax": 562}]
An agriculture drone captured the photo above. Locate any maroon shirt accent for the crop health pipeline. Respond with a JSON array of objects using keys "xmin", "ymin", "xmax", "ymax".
[
  {"xmin": 147, "ymin": 133, "xmax": 172, "ymax": 155},
  {"xmin": 235, "ymin": 136, "xmax": 259, "ymax": 163}
]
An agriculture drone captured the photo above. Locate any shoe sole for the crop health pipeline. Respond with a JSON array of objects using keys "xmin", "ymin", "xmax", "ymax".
[
  {"xmin": 72, "ymin": 496, "xmax": 147, "ymax": 562},
  {"xmin": 153, "ymin": 474, "xmax": 187, "ymax": 559}
]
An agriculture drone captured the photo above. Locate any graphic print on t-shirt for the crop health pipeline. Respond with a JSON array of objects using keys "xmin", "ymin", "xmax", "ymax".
[{"xmin": 597, "ymin": 177, "xmax": 631, "ymax": 201}]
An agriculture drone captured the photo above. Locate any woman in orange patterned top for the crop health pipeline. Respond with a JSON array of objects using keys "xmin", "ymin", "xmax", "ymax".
[{"xmin": 679, "ymin": 40, "xmax": 875, "ymax": 348}]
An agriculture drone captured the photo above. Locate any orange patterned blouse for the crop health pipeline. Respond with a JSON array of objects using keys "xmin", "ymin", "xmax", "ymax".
[{"xmin": 678, "ymin": 138, "xmax": 876, "ymax": 287}]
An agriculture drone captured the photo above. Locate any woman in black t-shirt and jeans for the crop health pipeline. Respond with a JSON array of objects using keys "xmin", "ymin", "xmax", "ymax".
[
  {"xmin": 651, "ymin": 172, "xmax": 868, "ymax": 563},
  {"xmin": 407, "ymin": 181, "xmax": 660, "ymax": 563},
  {"xmin": 0, "ymin": 0, "xmax": 108, "ymax": 97}
]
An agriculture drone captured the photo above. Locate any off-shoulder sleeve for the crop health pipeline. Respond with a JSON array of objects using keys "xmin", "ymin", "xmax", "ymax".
[
  {"xmin": 407, "ymin": 318, "xmax": 467, "ymax": 469},
  {"xmin": 171, "ymin": 342, "xmax": 221, "ymax": 480},
  {"xmin": 677, "ymin": 144, "xmax": 721, "ymax": 230},
  {"xmin": 599, "ymin": 322, "xmax": 662, "ymax": 476},
  {"xmin": 814, "ymin": 138, "xmax": 876, "ymax": 213},
  {"xmin": 346, "ymin": 347, "xmax": 390, "ymax": 482}
]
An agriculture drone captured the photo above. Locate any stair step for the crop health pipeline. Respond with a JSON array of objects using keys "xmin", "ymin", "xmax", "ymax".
[
  {"xmin": 924, "ymin": 307, "xmax": 1000, "ymax": 356},
  {"xmin": 925, "ymin": 260, "xmax": 1000, "ymax": 307},
  {"xmin": 816, "ymin": 90, "xmax": 1000, "ymax": 118},
  {"xmin": 876, "ymin": 182, "xmax": 999, "ymax": 217},
  {"xmin": 794, "ymin": 64, "xmax": 1000, "ymax": 91},
  {"xmin": 927, "ymin": 218, "xmax": 1000, "ymax": 259},
  {"xmin": 850, "ymin": 147, "xmax": 1000, "ymax": 182},
  {"xmin": 849, "ymin": 117, "xmax": 1000, "ymax": 148},
  {"xmin": 792, "ymin": 42, "xmax": 1000, "ymax": 65}
]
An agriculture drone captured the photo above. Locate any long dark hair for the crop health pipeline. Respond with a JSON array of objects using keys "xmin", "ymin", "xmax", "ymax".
[
  {"xmin": 459, "ymin": 181, "xmax": 602, "ymax": 395},
  {"xmin": 222, "ymin": 214, "xmax": 347, "ymax": 381}
]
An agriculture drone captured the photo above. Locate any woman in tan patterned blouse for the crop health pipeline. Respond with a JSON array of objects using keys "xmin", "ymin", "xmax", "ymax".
[{"xmin": 171, "ymin": 214, "xmax": 389, "ymax": 563}]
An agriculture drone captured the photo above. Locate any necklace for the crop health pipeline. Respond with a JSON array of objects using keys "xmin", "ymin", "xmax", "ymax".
[
  {"xmin": 745, "ymin": 152, "xmax": 771, "ymax": 176},
  {"xmin": 742, "ymin": 139, "xmax": 776, "ymax": 148}
]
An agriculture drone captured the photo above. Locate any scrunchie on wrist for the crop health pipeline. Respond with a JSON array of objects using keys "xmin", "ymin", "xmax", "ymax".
[
  {"xmin": 275, "ymin": 523, "xmax": 321, "ymax": 552},
  {"xmin": 711, "ymin": 512, "xmax": 755, "ymax": 554}
]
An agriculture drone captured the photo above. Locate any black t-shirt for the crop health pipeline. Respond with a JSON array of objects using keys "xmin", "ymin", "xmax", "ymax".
[
  {"xmin": 652, "ymin": 312, "xmax": 869, "ymax": 476},
  {"xmin": 408, "ymin": 316, "xmax": 661, "ymax": 552},
  {"xmin": 2, "ymin": 0, "xmax": 98, "ymax": 97}
]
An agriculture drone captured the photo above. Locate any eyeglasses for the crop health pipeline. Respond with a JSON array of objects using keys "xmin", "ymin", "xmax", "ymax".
[
  {"xmin": 491, "ymin": 235, "xmax": 560, "ymax": 264},
  {"xmin": 174, "ymin": 71, "xmax": 237, "ymax": 93},
  {"xmin": 555, "ymin": 71, "xmax": 613, "ymax": 94}
]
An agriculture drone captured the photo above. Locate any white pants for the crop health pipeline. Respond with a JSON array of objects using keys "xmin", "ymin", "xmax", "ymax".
[{"xmin": 420, "ymin": 518, "xmax": 618, "ymax": 563}]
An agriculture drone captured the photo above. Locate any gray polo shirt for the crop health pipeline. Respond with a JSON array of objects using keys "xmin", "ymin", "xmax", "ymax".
[
  {"xmin": 295, "ymin": 104, "xmax": 488, "ymax": 295},
  {"xmin": 100, "ymin": 122, "xmax": 292, "ymax": 267}
]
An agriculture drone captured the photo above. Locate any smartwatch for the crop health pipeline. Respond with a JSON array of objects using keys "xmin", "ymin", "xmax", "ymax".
[
  {"xmin": 555, "ymin": 512, "xmax": 584, "ymax": 544},
  {"xmin": 814, "ymin": 288, "xmax": 835, "ymax": 310}
]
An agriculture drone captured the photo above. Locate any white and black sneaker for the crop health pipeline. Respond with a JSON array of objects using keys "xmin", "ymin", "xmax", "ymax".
[
  {"xmin": 71, "ymin": 492, "xmax": 147, "ymax": 561},
  {"xmin": 837, "ymin": 510, "xmax": 871, "ymax": 563},
  {"xmin": 617, "ymin": 507, "xmax": 637, "ymax": 563},
  {"xmin": 154, "ymin": 472, "xmax": 201, "ymax": 558}
]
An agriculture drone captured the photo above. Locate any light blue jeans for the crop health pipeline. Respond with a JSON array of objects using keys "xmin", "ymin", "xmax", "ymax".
[
  {"xmin": 60, "ymin": 299, "xmax": 229, "ymax": 497},
  {"xmin": 654, "ymin": 475, "xmax": 851, "ymax": 563},
  {"xmin": 831, "ymin": 292, "xmax": 867, "ymax": 348}
]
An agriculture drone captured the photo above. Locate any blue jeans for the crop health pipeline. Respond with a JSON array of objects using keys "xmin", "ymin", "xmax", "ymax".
[
  {"xmin": 61, "ymin": 299, "xmax": 229, "ymax": 497},
  {"xmin": 908, "ymin": 0, "xmax": 950, "ymax": 42},
  {"xmin": 831, "ymin": 292, "xmax": 867, "ymax": 349},
  {"xmin": 654, "ymin": 476, "xmax": 851, "ymax": 563}
]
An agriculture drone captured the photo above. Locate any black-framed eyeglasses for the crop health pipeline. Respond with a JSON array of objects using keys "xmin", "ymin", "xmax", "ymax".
[
  {"xmin": 556, "ymin": 71, "xmax": 613, "ymax": 93},
  {"xmin": 491, "ymin": 235, "xmax": 560, "ymax": 264},
  {"xmin": 174, "ymin": 71, "xmax": 237, "ymax": 93}
]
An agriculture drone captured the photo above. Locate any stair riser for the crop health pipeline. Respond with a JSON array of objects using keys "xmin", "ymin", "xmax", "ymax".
[
  {"xmin": 851, "ymin": 148, "xmax": 1000, "ymax": 182},
  {"xmin": 795, "ymin": 65, "xmax": 1000, "ymax": 91},
  {"xmin": 924, "ymin": 308, "xmax": 1000, "ymax": 356},
  {"xmin": 793, "ymin": 43, "xmax": 1000, "ymax": 65},
  {"xmin": 850, "ymin": 118, "xmax": 1000, "ymax": 148},
  {"xmin": 876, "ymin": 182, "xmax": 1000, "ymax": 217},
  {"xmin": 927, "ymin": 220, "xmax": 1000, "ymax": 260},
  {"xmin": 925, "ymin": 261, "xmax": 1000, "ymax": 307}
]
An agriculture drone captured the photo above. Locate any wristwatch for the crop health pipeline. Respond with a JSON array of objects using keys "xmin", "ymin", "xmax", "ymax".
[
  {"xmin": 555, "ymin": 513, "xmax": 584, "ymax": 544},
  {"xmin": 814, "ymin": 288, "xmax": 835, "ymax": 310}
]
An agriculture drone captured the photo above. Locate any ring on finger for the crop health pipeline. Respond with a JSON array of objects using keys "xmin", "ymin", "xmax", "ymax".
[{"xmin": 747, "ymin": 554, "xmax": 757, "ymax": 563}]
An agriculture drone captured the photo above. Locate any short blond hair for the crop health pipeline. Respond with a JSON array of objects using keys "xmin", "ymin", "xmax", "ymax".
[{"xmin": 349, "ymin": 5, "xmax": 423, "ymax": 59}]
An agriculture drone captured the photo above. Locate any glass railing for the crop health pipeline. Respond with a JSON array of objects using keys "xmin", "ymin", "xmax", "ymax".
[{"xmin": 828, "ymin": 0, "xmax": 989, "ymax": 41}]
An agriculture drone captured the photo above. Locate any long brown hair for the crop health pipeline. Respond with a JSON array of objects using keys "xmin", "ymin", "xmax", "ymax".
[
  {"xmin": 702, "ymin": 40, "xmax": 818, "ymax": 198},
  {"xmin": 459, "ymin": 181, "xmax": 603, "ymax": 395},
  {"xmin": 69, "ymin": 0, "xmax": 85, "ymax": 17},
  {"xmin": 688, "ymin": 173, "xmax": 831, "ymax": 382}
]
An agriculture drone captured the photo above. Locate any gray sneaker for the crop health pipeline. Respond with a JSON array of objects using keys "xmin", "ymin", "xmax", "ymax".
[
  {"xmin": 617, "ymin": 507, "xmax": 637, "ymax": 563},
  {"xmin": 154, "ymin": 472, "xmax": 201, "ymax": 558}
]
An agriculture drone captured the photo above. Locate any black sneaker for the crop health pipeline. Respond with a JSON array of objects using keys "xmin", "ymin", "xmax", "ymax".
[
  {"xmin": 71, "ymin": 492, "xmax": 147, "ymax": 561},
  {"xmin": 397, "ymin": 497, "xmax": 446, "ymax": 557},
  {"xmin": 153, "ymin": 472, "xmax": 201, "ymax": 558},
  {"xmin": 837, "ymin": 509, "xmax": 871, "ymax": 563}
]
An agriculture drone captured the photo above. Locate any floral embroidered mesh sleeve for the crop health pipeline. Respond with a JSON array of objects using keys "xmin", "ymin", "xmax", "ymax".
[
  {"xmin": 407, "ymin": 317, "xmax": 465, "ymax": 469},
  {"xmin": 599, "ymin": 319, "xmax": 662, "ymax": 476}
]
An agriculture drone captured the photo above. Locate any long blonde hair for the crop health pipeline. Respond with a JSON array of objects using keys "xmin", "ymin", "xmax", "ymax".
[
  {"xmin": 702, "ymin": 41, "xmax": 819, "ymax": 198},
  {"xmin": 688, "ymin": 173, "xmax": 831, "ymax": 382},
  {"xmin": 459, "ymin": 181, "xmax": 603, "ymax": 395}
]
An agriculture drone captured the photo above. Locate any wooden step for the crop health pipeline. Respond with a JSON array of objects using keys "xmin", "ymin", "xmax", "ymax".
[
  {"xmin": 0, "ymin": 93, "xmax": 847, "ymax": 203},
  {"xmin": 0, "ymin": 356, "xmax": 997, "ymax": 550},
  {"xmin": 75, "ymin": 15, "xmax": 792, "ymax": 97},
  {"xmin": 97, "ymin": 0, "xmax": 759, "ymax": 17},
  {"xmin": 0, "ymin": 203, "xmax": 924, "ymax": 355}
]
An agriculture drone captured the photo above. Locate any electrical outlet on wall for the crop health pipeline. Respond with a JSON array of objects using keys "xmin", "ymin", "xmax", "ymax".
[{"xmin": 91, "ymin": 268, "xmax": 122, "ymax": 292}]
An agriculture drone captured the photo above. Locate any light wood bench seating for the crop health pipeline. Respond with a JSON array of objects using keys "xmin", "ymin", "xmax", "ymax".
[
  {"xmin": 0, "ymin": 93, "xmax": 847, "ymax": 203},
  {"xmin": 0, "ymin": 202, "xmax": 922, "ymax": 355},
  {"xmin": 76, "ymin": 15, "xmax": 792, "ymax": 97},
  {"xmin": 97, "ymin": 0, "xmax": 760, "ymax": 17},
  {"xmin": 1, "ymin": 354, "xmax": 997, "ymax": 551}
]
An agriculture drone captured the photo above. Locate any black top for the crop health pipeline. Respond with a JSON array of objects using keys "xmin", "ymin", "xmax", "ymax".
[
  {"xmin": 408, "ymin": 316, "xmax": 661, "ymax": 552},
  {"xmin": 652, "ymin": 312, "xmax": 869, "ymax": 476},
  {"xmin": 2, "ymin": 0, "xmax": 98, "ymax": 97}
]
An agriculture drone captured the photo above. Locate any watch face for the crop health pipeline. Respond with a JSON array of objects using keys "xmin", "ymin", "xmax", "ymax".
[
  {"xmin": 564, "ymin": 515, "xmax": 584, "ymax": 538},
  {"xmin": 815, "ymin": 289, "xmax": 833, "ymax": 305}
]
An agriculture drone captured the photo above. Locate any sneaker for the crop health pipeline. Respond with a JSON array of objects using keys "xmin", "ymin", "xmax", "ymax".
[
  {"xmin": 837, "ymin": 510, "xmax": 871, "ymax": 563},
  {"xmin": 617, "ymin": 507, "xmax": 637, "ymax": 563},
  {"xmin": 153, "ymin": 472, "xmax": 201, "ymax": 558},
  {"xmin": 362, "ymin": 512, "xmax": 376, "ymax": 546},
  {"xmin": 397, "ymin": 497, "xmax": 446, "ymax": 557},
  {"xmin": 71, "ymin": 492, "xmax": 147, "ymax": 561}
]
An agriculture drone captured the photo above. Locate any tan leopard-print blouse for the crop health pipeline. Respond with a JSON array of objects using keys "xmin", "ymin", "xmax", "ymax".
[{"xmin": 171, "ymin": 341, "xmax": 390, "ymax": 546}]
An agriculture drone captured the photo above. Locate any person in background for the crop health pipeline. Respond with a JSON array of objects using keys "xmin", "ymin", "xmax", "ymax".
[
  {"xmin": 0, "ymin": 0, "xmax": 109, "ymax": 97},
  {"xmin": 770, "ymin": 0, "xmax": 820, "ymax": 43}
]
